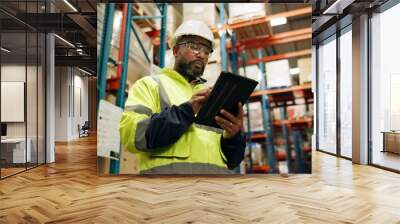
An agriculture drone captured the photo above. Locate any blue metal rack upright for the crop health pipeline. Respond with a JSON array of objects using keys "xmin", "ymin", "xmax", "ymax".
[
  {"xmin": 240, "ymin": 51, "xmax": 253, "ymax": 172},
  {"xmin": 240, "ymin": 49, "xmax": 278, "ymax": 173},
  {"xmin": 257, "ymin": 49, "xmax": 277, "ymax": 173},
  {"xmin": 116, "ymin": 3, "xmax": 133, "ymax": 108},
  {"xmin": 97, "ymin": 3, "xmax": 168, "ymax": 174},
  {"xmin": 219, "ymin": 3, "xmax": 228, "ymax": 72},
  {"xmin": 280, "ymin": 107, "xmax": 292, "ymax": 173},
  {"xmin": 98, "ymin": 3, "xmax": 115, "ymax": 108},
  {"xmin": 98, "ymin": 3, "xmax": 168, "ymax": 109},
  {"xmin": 293, "ymin": 130, "xmax": 305, "ymax": 172},
  {"xmin": 158, "ymin": 3, "xmax": 168, "ymax": 68}
]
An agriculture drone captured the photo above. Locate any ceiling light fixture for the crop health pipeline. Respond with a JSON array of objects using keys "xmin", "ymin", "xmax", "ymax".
[
  {"xmin": 63, "ymin": 0, "xmax": 78, "ymax": 12},
  {"xmin": 270, "ymin": 17, "xmax": 287, "ymax": 27},
  {"xmin": 78, "ymin": 67, "xmax": 93, "ymax": 76},
  {"xmin": 1, "ymin": 47, "xmax": 11, "ymax": 53},
  {"xmin": 54, "ymin": 34, "xmax": 75, "ymax": 48},
  {"xmin": 322, "ymin": 0, "xmax": 355, "ymax": 15}
]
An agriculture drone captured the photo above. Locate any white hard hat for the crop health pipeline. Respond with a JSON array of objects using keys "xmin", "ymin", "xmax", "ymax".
[{"xmin": 169, "ymin": 20, "xmax": 215, "ymax": 49}]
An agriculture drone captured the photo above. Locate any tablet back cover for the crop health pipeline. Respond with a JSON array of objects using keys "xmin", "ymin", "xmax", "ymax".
[{"xmin": 195, "ymin": 72, "xmax": 258, "ymax": 129}]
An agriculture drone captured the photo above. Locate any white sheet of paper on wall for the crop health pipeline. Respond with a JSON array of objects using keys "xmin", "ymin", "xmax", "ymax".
[
  {"xmin": 1, "ymin": 82, "xmax": 25, "ymax": 122},
  {"xmin": 97, "ymin": 100, "xmax": 123, "ymax": 160}
]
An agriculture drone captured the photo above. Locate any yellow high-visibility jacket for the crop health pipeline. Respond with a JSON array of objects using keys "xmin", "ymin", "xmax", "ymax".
[{"xmin": 119, "ymin": 68, "xmax": 245, "ymax": 174}]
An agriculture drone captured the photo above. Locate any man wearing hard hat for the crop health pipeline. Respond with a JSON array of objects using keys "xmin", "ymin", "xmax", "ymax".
[{"xmin": 120, "ymin": 20, "xmax": 246, "ymax": 174}]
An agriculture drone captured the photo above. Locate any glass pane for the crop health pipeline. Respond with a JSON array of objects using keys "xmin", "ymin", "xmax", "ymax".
[
  {"xmin": 38, "ymin": 32, "xmax": 45, "ymax": 165},
  {"xmin": 371, "ymin": 3, "xmax": 400, "ymax": 171},
  {"xmin": 27, "ymin": 31, "xmax": 38, "ymax": 169},
  {"xmin": 340, "ymin": 28, "xmax": 352, "ymax": 158},
  {"xmin": 1, "ymin": 31, "xmax": 27, "ymax": 177},
  {"xmin": 317, "ymin": 36, "xmax": 337, "ymax": 154},
  {"xmin": 0, "ymin": 0, "xmax": 29, "ymax": 178}
]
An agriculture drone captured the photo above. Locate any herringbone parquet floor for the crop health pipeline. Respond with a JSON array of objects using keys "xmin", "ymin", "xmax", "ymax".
[{"xmin": 1, "ymin": 135, "xmax": 399, "ymax": 223}]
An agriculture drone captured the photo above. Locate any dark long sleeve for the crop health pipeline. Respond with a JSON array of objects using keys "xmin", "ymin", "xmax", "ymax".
[
  {"xmin": 145, "ymin": 100, "xmax": 246, "ymax": 170},
  {"xmin": 221, "ymin": 131, "xmax": 246, "ymax": 170},
  {"xmin": 145, "ymin": 102, "xmax": 195, "ymax": 149}
]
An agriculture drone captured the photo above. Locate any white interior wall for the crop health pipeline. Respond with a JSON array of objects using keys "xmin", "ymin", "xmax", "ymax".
[
  {"xmin": 55, "ymin": 67, "xmax": 68, "ymax": 141},
  {"xmin": 54, "ymin": 67, "xmax": 89, "ymax": 141},
  {"xmin": 1, "ymin": 64, "xmax": 46, "ymax": 163},
  {"xmin": 1, "ymin": 65, "xmax": 27, "ymax": 138}
]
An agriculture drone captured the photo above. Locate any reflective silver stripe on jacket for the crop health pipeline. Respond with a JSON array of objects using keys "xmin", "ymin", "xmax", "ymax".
[
  {"xmin": 140, "ymin": 163, "xmax": 233, "ymax": 174},
  {"xmin": 135, "ymin": 118, "xmax": 151, "ymax": 152},
  {"xmin": 131, "ymin": 75, "xmax": 172, "ymax": 152},
  {"xmin": 151, "ymin": 75, "xmax": 171, "ymax": 110},
  {"xmin": 125, "ymin": 105, "xmax": 153, "ymax": 116}
]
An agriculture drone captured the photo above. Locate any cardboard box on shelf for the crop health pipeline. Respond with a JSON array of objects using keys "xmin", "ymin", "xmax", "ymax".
[
  {"xmin": 167, "ymin": 4, "xmax": 182, "ymax": 38},
  {"xmin": 243, "ymin": 102, "xmax": 264, "ymax": 132},
  {"xmin": 239, "ymin": 65, "xmax": 264, "ymax": 90},
  {"xmin": 287, "ymin": 105, "xmax": 307, "ymax": 120},
  {"xmin": 183, "ymin": 3, "xmax": 218, "ymax": 27},
  {"xmin": 307, "ymin": 103, "xmax": 314, "ymax": 117},
  {"xmin": 265, "ymin": 59, "xmax": 291, "ymax": 88},
  {"xmin": 272, "ymin": 108, "xmax": 281, "ymax": 120},
  {"xmin": 298, "ymin": 57, "xmax": 312, "ymax": 84},
  {"xmin": 138, "ymin": 3, "xmax": 161, "ymax": 22},
  {"xmin": 228, "ymin": 3, "xmax": 265, "ymax": 23},
  {"xmin": 247, "ymin": 143, "xmax": 264, "ymax": 166}
]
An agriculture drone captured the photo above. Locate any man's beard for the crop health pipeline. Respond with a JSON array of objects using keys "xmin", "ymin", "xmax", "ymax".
[{"xmin": 176, "ymin": 59, "xmax": 205, "ymax": 81}]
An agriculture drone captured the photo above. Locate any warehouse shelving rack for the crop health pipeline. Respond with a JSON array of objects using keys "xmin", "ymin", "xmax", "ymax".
[
  {"xmin": 212, "ymin": 4, "xmax": 313, "ymax": 173},
  {"xmin": 98, "ymin": 3, "xmax": 312, "ymax": 174},
  {"xmin": 97, "ymin": 3, "xmax": 168, "ymax": 174}
]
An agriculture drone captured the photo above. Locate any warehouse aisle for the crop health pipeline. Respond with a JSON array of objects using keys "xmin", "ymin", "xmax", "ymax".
[{"xmin": 0, "ymin": 136, "xmax": 399, "ymax": 223}]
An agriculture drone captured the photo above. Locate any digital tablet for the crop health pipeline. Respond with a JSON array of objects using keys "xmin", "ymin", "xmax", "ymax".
[{"xmin": 195, "ymin": 71, "xmax": 258, "ymax": 129}]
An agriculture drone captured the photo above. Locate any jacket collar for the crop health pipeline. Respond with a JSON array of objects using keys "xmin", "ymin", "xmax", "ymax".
[{"xmin": 161, "ymin": 68, "xmax": 207, "ymax": 87}]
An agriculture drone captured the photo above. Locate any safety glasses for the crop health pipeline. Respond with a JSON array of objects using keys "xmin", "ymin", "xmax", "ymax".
[{"xmin": 176, "ymin": 41, "xmax": 213, "ymax": 58}]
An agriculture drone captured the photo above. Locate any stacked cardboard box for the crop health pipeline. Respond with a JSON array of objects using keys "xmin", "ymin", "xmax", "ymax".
[
  {"xmin": 183, "ymin": 4, "xmax": 218, "ymax": 27},
  {"xmin": 140, "ymin": 3, "xmax": 161, "ymax": 26},
  {"xmin": 167, "ymin": 4, "xmax": 182, "ymax": 39},
  {"xmin": 239, "ymin": 65, "xmax": 264, "ymax": 90},
  {"xmin": 228, "ymin": 3, "xmax": 265, "ymax": 23},
  {"xmin": 243, "ymin": 102, "xmax": 264, "ymax": 132},
  {"xmin": 272, "ymin": 104, "xmax": 309, "ymax": 120},
  {"xmin": 298, "ymin": 57, "xmax": 312, "ymax": 84},
  {"xmin": 286, "ymin": 105, "xmax": 307, "ymax": 120},
  {"xmin": 265, "ymin": 59, "xmax": 292, "ymax": 88},
  {"xmin": 245, "ymin": 143, "xmax": 265, "ymax": 166},
  {"xmin": 272, "ymin": 108, "xmax": 281, "ymax": 120},
  {"xmin": 103, "ymin": 9, "xmax": 153, "ymax": 83}
]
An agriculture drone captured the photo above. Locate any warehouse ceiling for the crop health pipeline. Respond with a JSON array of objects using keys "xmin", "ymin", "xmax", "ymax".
[
  {"xmin": 233, "ymin": 3, "xmax": 311, "ymax": 68},
  {"xmin": 0, "ymin": 0, "xmax": 97, "ymax": 74},
  {"xmin": 131, "ymin": 3, "xmax": 311, "ymax": 69}
]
